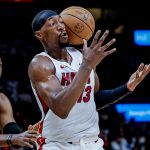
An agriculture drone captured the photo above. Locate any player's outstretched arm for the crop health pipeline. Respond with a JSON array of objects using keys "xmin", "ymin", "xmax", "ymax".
[
  {"xmin": 127, "ymin": 63, "xmax": 150, "ymax": 91},
  {"xmin": 95, "ymin": 63, "xmax": 150, "ymax": 110}
]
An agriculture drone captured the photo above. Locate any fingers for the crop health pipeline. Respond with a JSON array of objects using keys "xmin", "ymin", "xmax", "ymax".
[
  {"xmin": 100, "ymin": 38, "xmax": 116, "ymax": 51},
  {"xmin": 98, "ymin": 30, "xmax": 109, "ymax": 46},
  {"xmin": 28, "ymin": 121, "xmax": 40, "ymax": 131},
  {"xmin": 93, "ymin": 30, "xmax": 110, "ymax": 50},
  {"xmin": 141, "ymin": 64, "xmax": 150, "ymax": 76},
  {"xmin": 27, "ymin": 131, "xmax": 40, "ymax": 137},
  {"xmin": 92, "ymin": 30, "xmax": 116, "ymax": 53},
  {"xmin": 136, "ymin": 63, "xmax": 150, "ymax": 81},
  {"xmin": 146, "ymin": 64, "xmax": 150, "ymax": 73},
  {"xmin": 24, "ymin": 138, "xmax": 36, "ymax": 148},
  {"xmin": 27, "ymin": 125, "xmax": 33, "ymax": 130},
  {"xmin": 83, "ymin": 30, "xmax": 116, "ymax": 54},
  {"xmin": 103, "ymin": 48, "xmax": 117, "ymax": 57},
  {"xmin": 23, "ymin": 131, "xmax": 40, "ymax": 148},
  {"xmin": 82, "ymin": 39, "xmax": 88, "ymax": 54},
  {"xmin": 27, "ymin": 130, "xmax": 40, "ymax": 136},
  {"xmin": 138, "ymin": 63, "xmax": 144, "ymax": 72},
  {"xmin": 33, "ymin": 122, "xmax": 40, "ymax": 131},
  {"xmin": 83, "ymin": 39, "xmax": 87, "ymax": 49},
  {"xmin": 90, "ymin": 30, "xmax": 101, "ymax": 48}
]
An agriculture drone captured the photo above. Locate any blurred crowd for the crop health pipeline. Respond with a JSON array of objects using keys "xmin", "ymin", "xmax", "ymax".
[
  {"xmin": 0, "ymin": 7, "xmax": 150, "ymax": 150},
  {"xmin": 99, "ymin": 107, "xmax": 150, "ymax": 150},
  {"xmin": 1, "ymin": 34, "xmax": 150, "ymax": 149}
]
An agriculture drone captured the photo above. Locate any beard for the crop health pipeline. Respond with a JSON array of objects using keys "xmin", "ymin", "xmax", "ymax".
[{"xmin": 58, "ymin": 41, "xmax": 70, "ymax": 48}]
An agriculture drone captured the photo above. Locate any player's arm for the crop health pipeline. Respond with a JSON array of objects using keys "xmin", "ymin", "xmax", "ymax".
[
  {"xmin": 0, "ymin": 93, "xmax": 22, "ymax": 134},
  {"xmin": 0, "ymin": 93, "xmax": 16, "ymax": 129},
  {"xmin": 94, "ymin": 71, "xmax": 131, "ymax": 110},
  {"xmin": 94, "ymin": 83, "xmax": 131, "ymax": 110},
  {"xmin": 0, "ymin": 130, "xmax": 39, "ymax": 148},
  {"xmin": 94, "ymin": 63, "xmax": 150, "ymax": 110},
  {"xmin": 0, "ymin": 59, "xmax": 16, "ymax": 129},
  {"xmin": 0, "ymin": 58, "xmax": 22, "ymax": 135},
  {"xmin": 28, "ymin": 55, "xmax": 93, "ymax": 119}
]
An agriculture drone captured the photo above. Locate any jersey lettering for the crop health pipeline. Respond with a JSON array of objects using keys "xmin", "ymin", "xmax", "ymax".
[{"xmin": 61, "ymin": 72, "xmax": 92, "ymax": 103}]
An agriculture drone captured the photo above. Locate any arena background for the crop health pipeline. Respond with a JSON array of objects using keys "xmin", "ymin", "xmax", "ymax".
[{"xmin": 0, "ymin": 0, "xmax": 150, "ymax": 149}]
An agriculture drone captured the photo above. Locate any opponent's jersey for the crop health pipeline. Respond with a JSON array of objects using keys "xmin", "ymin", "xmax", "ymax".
[{"xmin": 30, "ymin": 47, "xmax": 100, "ymax": 143}]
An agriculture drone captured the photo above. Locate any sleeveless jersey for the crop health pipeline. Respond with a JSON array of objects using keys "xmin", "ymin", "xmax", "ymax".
[{"xmin": 30, "ymin": 47, "xmax": 100, "ymax": 143}]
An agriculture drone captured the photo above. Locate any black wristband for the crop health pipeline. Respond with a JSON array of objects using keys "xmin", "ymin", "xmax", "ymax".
[
  {"xmin": 3, "ymin": 122, "xmax": 22, "ymax": 134},
  {"xmin": 6, "ymin": 134, "xmax": 13, "ymax": 146},
  {"xmin": 3, "ymin": 122, "xmax": 22, "ymax": 149}
]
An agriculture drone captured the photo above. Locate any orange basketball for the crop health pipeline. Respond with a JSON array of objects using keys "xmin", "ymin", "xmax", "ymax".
[{"xmin": 60, "ymin": 6, "xmax": 95, "ymax": 45}]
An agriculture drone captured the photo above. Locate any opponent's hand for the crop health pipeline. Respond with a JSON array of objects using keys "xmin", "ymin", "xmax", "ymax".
[
  {"xmin": 27, "ymin": 120, "xmax": 40, "ymax": 131},
  {"xmin": 82, "ymin": 30, "xmax": 116, "ymax": 68},
  {"xmin": 11, "ymin": 130, "xmax": 40, "ymax": 148},
  {"xmin": 127, "ymin": 63, "xmax": 150, "ymax": 91}
]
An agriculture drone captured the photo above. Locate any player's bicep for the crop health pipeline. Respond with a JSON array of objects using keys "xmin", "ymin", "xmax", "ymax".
[
  {"xmin": 0, "ymin": 93, "xmax": 15, "ymax": 129},
  {"xmin": 34, "ymin": 74, "xmax": 63, "ymax": 108},
  {"xmin": 28, "ymin": 55, "xmax": 63, "ymax": 108}
]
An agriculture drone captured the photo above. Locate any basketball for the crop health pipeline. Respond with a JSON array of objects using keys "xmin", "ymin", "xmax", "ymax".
[{"xmin": 60, "ymin": 6, "xmax": 95, "ymax": 45}]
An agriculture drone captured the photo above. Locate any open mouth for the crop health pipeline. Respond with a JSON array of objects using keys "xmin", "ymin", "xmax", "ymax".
[{"xmin": 60, "ymin": 32, "xmax": 68, "ymax": 38}]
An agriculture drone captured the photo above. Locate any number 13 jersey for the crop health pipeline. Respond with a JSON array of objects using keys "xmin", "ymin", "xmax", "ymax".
[{"xmin": 30, "ymin": 47, "xmax": 100, "ymax": 144}]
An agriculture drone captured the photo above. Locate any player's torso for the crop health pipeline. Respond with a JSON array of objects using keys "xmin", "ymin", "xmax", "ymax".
[{"xmin": 31, "ymin": 47, "xmax": 99, "ymax": 143}]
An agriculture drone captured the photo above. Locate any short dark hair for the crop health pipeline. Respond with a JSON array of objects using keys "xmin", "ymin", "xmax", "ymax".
[{"xmin": 31, "ymin": 9, "xmax": 58, "ymax": 33}]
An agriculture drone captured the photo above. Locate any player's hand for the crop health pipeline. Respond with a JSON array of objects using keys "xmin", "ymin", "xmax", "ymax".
[
  {"xmin": 127, "ymin": 63, "xmax": 150, "ymax": 91},
  {"xmin": 82, "ymin": 30, "xmax": 116, "ymax": 68},
  {"xmin": 27, "ymin": 120, "xmax": 40, "ymax": 131},
  {"xmin": 11, "ymin": 130, "xmax": 40, "ymax": 148}
]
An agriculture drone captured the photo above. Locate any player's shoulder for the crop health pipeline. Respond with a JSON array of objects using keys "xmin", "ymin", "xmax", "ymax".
[
  {"xmin": 29, "ymin": 52, "xmax": 53, "ymax": 69},
  {"xmin": 0, "ymin": 93, "xmax": 9, "ymax": 101},
  {"xmin": 0, "ymin": 93, "xmax": 11, "ymax": 108},
  {"xmin": 28, "ymin": 53, "xmax": 55, "ymax": 80}
]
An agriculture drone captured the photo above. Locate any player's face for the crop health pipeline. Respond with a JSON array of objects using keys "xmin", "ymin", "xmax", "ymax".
[{"xmin": 40, "ymin": 15, "xmax": 69, "ymax": 48}]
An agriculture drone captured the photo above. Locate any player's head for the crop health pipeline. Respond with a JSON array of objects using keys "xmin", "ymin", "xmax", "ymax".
[
  {"xmin": 31, "ymin": 9, "xmax": 69, "ymax": 48},
  {"xmin": 31, "ymin": 9, "xmax": 58, "ymax": 33}
]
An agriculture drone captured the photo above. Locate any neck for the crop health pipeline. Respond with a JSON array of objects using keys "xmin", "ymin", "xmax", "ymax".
[{"xmin": 44, "ymin": 46, "xmax": 70, "ymax": 63}]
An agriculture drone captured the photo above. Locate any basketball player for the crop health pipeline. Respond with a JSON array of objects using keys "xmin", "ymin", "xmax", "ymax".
[
  {"xmin": 0, "ymin": 58, "xmax": 40, "ymax": 148},
  {"xmin": 29, "ymin": 9, "xmax": 150, "ymax": 150}
]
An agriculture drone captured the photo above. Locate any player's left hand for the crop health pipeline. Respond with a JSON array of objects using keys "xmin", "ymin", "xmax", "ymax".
[
  {"xmin": 127, "ymin": 63, "xmax": 150, "ymax": 91},
  {"xmin": 27, "ymin": 120, "xmax": 41, "ymax": 131}
]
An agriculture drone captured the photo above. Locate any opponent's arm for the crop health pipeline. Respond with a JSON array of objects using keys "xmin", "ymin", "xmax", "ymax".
[
  {"xmin": 0, "ymin": 93, "xmax": 22, "ymax": 134},
  {"xmin": 0, "ymin": 130, "xmax": 39, "ymax": 148},
  {"xmin": 0, "ymin": 93, "xmax": 17, "ymax": 130},
  {"xmin": 94, "ymin": 63, "xmax": 150, "ymax": 110}
]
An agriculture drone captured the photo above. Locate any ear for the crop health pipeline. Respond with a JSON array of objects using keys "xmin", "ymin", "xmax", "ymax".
[{"xmin": 35, "ymin": 31, "xmax": 43, "ymax": 41}]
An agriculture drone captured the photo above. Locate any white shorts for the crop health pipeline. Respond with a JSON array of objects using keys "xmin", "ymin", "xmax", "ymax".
[{"xmin": 41, "ymin": 137, "xmax": 104, "ymax": 150}]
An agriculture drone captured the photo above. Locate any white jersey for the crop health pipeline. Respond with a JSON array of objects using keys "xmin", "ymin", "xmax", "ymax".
[{"xmin": 30, "ymin": 47, "xmax": 100, "ymax": 144}]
